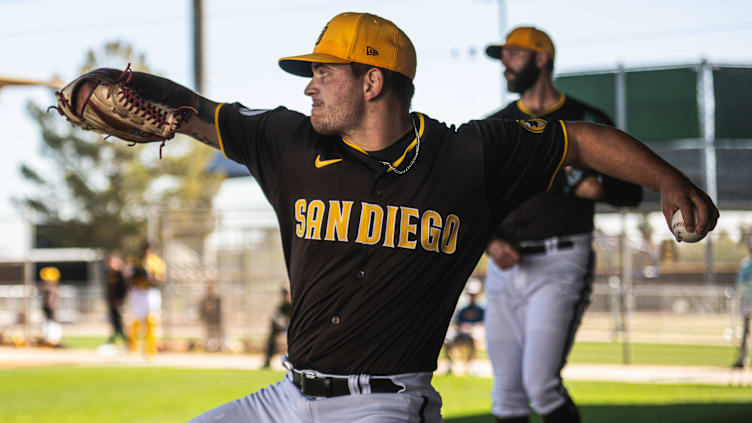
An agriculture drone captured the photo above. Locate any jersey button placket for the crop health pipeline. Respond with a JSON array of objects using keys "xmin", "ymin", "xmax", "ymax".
[{"xmin": 371, "ymin": 172, "xmax": 386, "ymax": 201}]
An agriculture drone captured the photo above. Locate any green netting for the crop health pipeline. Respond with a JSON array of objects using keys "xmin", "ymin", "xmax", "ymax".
[
  {"xmin": 713, "ymin": 67, "xmax": 752, "ymax": 139},
  {"xmin": 626, "ymin": 68, "xmax": 699, "ymax": 143},
  {"xmin": 555, "ymin": 68, "xmax": 701, "ymax": 143},
  {"xmin": 554, "ymin": 65, "xmax": 751, "ymax": 206},
  {"xmin": 554, "ymin": 73, "xmax": 616, "ymax": 122}
]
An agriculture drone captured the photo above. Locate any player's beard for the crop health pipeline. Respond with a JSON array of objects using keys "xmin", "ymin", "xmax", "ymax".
[
  {"xmin": 311, "ymin": 95, "xmax": 365, "ymax": 136},
  {"xmin": 505, "ymin": 54, "xmax": 541, "ymax": 93}
]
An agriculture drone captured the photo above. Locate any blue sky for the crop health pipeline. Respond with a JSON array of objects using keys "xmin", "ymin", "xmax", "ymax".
[{"xmin": 1, "ymin": 0, "xmax": 751, "ymax": 218}]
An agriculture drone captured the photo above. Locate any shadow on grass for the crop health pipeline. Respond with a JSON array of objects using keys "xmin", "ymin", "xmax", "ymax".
[{"xmin": 446, "ymin": 403, "xmax": 752, "ymax": 423}]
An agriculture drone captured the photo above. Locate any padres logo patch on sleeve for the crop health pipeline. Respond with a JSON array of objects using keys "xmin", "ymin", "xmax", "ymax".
[{"xmin": 516, "ymin": 119, "xmax": 547, "ymax": 133}]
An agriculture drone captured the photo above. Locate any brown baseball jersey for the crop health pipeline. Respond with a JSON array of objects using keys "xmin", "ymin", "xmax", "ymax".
[
  {"xmin": 489, "ymin": 95, "xmax": 642, "ymax": 242},
  {"xmin": 216, "ymin": 104, "xmax": 567, "ymax": 375}
]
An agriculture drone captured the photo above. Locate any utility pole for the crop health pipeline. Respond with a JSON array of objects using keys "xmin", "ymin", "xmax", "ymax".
[
  {"xmin": 193, "ymin": 0, "xmax": 205, "ymax": 93},
  {"xmin": 497, "ymin": 0, "xmax": 508, "ymax": 107}
]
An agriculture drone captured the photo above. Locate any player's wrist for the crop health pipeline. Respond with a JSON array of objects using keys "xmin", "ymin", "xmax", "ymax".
[
  {"xmin": 657, "ymin": 171, "xmax": 690, "ymax": 193},
  {"xmin": 128, "ymin": 71, "xmax": 216, "ymax": 124}
]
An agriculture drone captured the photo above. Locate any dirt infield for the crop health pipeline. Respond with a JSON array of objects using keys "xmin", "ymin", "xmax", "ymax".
[{"xmin": 2, "ymin": 346, "xmax": 748, "ymax": 386}]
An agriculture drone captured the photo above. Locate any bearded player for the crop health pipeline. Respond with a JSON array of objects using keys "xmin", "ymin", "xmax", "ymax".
[
  {"xmin": 482, "ymin": 27, "xmax": 643, "ymax": 422},
  {"xmin": 53, "ymin": 13, "xmax": 716, "ymax": 422}
]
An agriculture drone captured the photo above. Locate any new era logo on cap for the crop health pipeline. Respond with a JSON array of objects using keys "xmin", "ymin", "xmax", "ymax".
[
  {"xmin": 366, "ymin": 46, "xmax": 379, "ymax": 56},
  {"xmin": 316, "ymin": 25, "xmax": 328, "ymax": 45}
]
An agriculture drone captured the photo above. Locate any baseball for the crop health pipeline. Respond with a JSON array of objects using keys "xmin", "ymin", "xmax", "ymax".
[{"xmin": 671, "ymin": 209, "xmax": 706, "ymax": 243}]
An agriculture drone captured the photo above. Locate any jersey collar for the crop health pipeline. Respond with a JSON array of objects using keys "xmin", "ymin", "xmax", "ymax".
[
  {"xmin": 340, "ymin": 112, "xmax": 425, "ymax": 173},
  {"xmin": 516, "ymin": 94, "xmax": 566, "ymax": 118}
]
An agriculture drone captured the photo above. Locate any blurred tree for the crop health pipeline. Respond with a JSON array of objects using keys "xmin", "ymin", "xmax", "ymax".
[{"xmin": 18, "ymin": 41, "xmax": 224, "ymax": 253}]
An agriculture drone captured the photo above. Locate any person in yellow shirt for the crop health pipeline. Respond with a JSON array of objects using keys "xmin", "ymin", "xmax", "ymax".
[
  {"xmin": 39, "ymin": 266, "xmax": 62, "ymax": 346},
  {"xmin": 126, "ymin": 241, "xmax": 165, "ymax": 355}
]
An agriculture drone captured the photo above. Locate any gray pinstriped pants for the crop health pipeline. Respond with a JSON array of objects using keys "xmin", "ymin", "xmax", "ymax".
[
  {"xmin": 187, "ymin": 369, "xmax": 443, "ymax": 422},
  {"xmin": 484, "ymin": 234, "xmax": 593, "ymax": 418}
]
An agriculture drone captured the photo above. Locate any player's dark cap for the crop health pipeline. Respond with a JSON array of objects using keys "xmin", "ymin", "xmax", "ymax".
[
  {"xmin": 486, "ymin": 26, "xmax": 555, "ymax": 61},
  {"xmin": 279, "ymin": 12, "xmax": 417, "ymax": 80}
]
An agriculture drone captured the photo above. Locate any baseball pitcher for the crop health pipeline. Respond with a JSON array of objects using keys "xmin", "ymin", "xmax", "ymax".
[{"xmin": 51, "ymin": 12, "xmax": 718, "ymax": 422}]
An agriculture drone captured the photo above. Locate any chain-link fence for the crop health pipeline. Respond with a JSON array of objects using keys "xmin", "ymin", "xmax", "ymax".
[
  {"xmin": 154, "ymin": 208, "xmax": 289, "ymax": 351},
  {"xmin": 1, "ymin": 210, "xmax": 751, "ymax": 353},
  {"xmin": 579, "ymin": 211, "xmax": 751, "ymax": 349},
  {"xmin": 151, "ymin": 208, "xmax": 752, "ymax": 351}
]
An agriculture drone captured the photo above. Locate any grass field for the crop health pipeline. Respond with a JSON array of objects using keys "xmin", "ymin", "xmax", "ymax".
[
  {"xmin": 62, "ymin": 335, "xmax": 740, "ymax": 367},
  {"xmin": 2, "ymin": 367, "xmax": 751, "ymax": 423},
  {"xmin": 567, "ymin": 341, "xmax": 738, "ymax": 367}
]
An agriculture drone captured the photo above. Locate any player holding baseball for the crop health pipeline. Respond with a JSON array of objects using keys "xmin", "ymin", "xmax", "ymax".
[
  {"xmin": 53, "ymin": 12, "xmax": 718, "ymax": 423},
  {"xmin": 482, "ymin": 27, "xmax": 643, "ymax": 422}
]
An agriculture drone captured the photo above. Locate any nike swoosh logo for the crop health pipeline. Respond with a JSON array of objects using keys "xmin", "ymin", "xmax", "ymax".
[{"xmin": 315, "ymin": 155, "xmax": 343, "ymax": 168}]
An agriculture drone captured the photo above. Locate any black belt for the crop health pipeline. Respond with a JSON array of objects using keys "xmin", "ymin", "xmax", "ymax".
[
  {"xmin": 291, "ymin": 371, "xmax": 402, "ymax": 398},
  {"xmin": 518, "ymin": 239, "xmax": 574, "ymax": 255}
]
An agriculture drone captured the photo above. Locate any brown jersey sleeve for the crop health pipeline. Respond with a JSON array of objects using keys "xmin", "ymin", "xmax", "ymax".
[
  {"xmin": 216, "ymin": 103, "xmax": 311, "ymax": 197},
  {"xmin": 465, "ymin": 117, "xmax": 568, "ymax": 222}
]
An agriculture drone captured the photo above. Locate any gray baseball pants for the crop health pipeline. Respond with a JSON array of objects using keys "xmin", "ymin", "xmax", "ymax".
[
  {"xmin": 187, "ymin": 366, "xmax": 443, "ymax": 422},
  {"xmin": 484, "ymin": 234, "xmax": 593, "ymax": 418}
]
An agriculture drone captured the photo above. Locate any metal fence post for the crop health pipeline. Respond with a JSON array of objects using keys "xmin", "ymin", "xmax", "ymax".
[
  {"xmin": 698, "ymin": 60, "xmax": 718, "ymax": 312},
  {"xmin": 620, "ymin": 212, "xmax": 632, "ymax": 364},
  {"xmin": 23, "ymin": 213, "xmax": 35, "ymax": 341},
  {"xmin": 615, "ymin": 63, "xmax": 627, "ymax": 131}
]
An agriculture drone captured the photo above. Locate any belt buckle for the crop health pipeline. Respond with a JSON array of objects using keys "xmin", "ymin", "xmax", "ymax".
[
  {"xmin": 298, "ymin": 370, "xmax": 321, "ymax": 396},
  {"xmin": 303, "ymin": 370, "xmax": 317, "ymax": 379}
]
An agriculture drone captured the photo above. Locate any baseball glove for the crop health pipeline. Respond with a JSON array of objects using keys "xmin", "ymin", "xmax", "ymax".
[{"xmin": 49, "ymin": 64, "xmax": 197, "ymax": 158}]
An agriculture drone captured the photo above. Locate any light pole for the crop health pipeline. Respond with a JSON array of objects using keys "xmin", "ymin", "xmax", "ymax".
[
  {"xmin": 497, "ymin": 0, "xmax": 508, "ymax": 107},
  {"xmin": 0, "ymin": 74, "xmax": 61, "ymax": 341}
]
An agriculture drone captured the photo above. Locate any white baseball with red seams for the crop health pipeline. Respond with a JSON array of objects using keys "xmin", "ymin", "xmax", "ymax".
[{"xmin": 671, "ymin": 209, "xmax": 707, "ymax": 243}]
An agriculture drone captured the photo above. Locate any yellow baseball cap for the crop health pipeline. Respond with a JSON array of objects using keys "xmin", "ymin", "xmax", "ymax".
[
  {"xmin": 486, "ymin": 26, "xmax": 555, "ymax": 61},
  {"xmin": 279, "ymin": 12, "xmax": 417, "ymax": 80},
  {"xmin": 40, "ymin": 266, "xmax": 61, "ymax": 283}
]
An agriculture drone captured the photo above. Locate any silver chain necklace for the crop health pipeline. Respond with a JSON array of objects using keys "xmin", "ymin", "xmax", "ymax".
[{"xmin": 378, "ymin": 117, "xmax": 420, "ymax": 175}]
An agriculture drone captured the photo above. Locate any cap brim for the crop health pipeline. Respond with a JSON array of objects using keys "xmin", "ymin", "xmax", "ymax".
[
  {"xmin": 278, "ymin": 53, "xmax": 351, "ymax": 77},
  {"xmin": 485, "ymin": 45, "xmax": 502, "ymax": 59}
]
